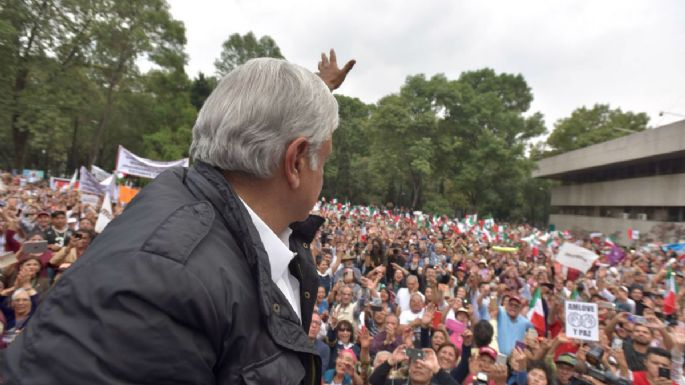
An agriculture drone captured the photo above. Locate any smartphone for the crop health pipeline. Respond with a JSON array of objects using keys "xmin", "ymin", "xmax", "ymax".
[
  {"xmin": 405, "ymin": 348, "xmax": 424, "ymax": 361},
  {"xmin": 496, "ymin": 353, "xmax": 508, "ymax": 366},
  {"xmin": 659, "ymin": 367, "xmax": 670, "ymax": 379},
  {"xmin": 629, "ymin": 315, "xmax": 647, "ymax": 325},
  {"xmin": 23, "ymin": 240, "xmax": 48, "ymax": 254},
  {"xmin": 611, "ymin": 339, "xmax": 623, "ymax": 350},
  {"xmin": 515, "ymin": 341, "xmax": 527, "ymax": 351},
  {"xmin": 433, "ymin": 311, "xmax": 443, "ymax": 329}
]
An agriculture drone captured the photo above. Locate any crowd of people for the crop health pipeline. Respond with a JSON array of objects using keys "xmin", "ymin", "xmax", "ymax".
[{"xmin": 2, "ymin": 172, "xmax": 685, "ymax": 385}]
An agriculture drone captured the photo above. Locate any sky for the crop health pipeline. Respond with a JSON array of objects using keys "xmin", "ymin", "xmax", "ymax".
[{"xmin": 167, "ymin": 0, "xmax": 685, "ymax": 136}]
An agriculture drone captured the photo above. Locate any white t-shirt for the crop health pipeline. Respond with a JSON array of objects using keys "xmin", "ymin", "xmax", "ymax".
[
  {"xmin": 395, "ymin": 288, "xmax": 425, "ymax": 313},
  {"xmin": 399, "ymin": 308, "xmax": 425, "ymax": 325}
]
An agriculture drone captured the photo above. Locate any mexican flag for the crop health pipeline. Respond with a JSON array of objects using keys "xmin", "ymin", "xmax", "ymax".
[
  {"xmin": 664, "ymin": 267, "xmax": 678, "ymax": 316},
  {"xmin": 527, "ymin": 288, "xmax": 546, "ymax": 336},
  {"xmin": 465, "ymin": 214, "xmax": 478, "ymax": 228},
  {"xmin": 627, "ymin": 228, "xmax": 640, "ymax": 241}
]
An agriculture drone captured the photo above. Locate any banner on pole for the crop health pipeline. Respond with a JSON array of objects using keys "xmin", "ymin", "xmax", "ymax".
[
  {"xmin": 79, "ymin": 166, "xmax": 105, "ymax": 195},
  {"xmin": 555, "ymin": 242, "xmax": 598, "ymax": 273},
  {"xmin": 565, "ymin": 301, "xmax": 599, "ymax": 341},
  {"xmin": 91, "ymin": 165, "xmax": 112, "ymax": 182},
  {"xmin": 116, "ymin": 145, "xmax": 188, "ymax": 179}
]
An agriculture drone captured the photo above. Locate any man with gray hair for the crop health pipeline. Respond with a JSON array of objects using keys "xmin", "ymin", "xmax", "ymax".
[{"xmin": 4, "ymin": 51, "xmax": 354, "ymax": 384}]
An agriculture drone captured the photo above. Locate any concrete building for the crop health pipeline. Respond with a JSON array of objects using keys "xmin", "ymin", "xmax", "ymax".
[{"xmin": 533, "ymin": 120, "xmax": 685, "ymax": 244}]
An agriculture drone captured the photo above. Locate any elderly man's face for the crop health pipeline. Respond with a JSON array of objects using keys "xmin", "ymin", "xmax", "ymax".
[{"xmin": 410, "ymin": 295, "xmax": 424, "ymax": 313}]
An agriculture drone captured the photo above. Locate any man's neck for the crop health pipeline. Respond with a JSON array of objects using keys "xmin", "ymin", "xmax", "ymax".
[
  {"xmin": 223, "ymin": 171, "xmax": 291, "ymax": 234},
  {"xmin": 53, "ymin": 225, "xmax": 67, "ymax": 232},
  {"xmin": 633, "ymin": 341, "xmax": 648, "ymax": 353}
]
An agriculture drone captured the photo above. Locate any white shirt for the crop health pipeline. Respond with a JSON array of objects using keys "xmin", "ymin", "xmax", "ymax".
[
  {"xmin": 399, "ymin": 308, "xmax": 425, "ymax": 325},
  {"xmin": 395, "ymin": 288, "xmax": 425, "ymax": 313},
  {"xmin": 240, "ymin": 199, "xmax": 301, "ymax": 322}
]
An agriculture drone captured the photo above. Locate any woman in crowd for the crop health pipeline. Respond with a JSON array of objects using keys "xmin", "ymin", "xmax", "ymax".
[
  {"xmin": 1, "ymin": 253, "xmax": 50, "ymax": 300},
  {"xmin": 326, "ymin": 319, "xmax": 362, "ymax": 371},
  {"xmin": 0, "ymin": 288, "xmax": 37, "ymax": 347},
  {"xmin": 323, "ymin": 348, "xmax": 360, "ymax": 385}
]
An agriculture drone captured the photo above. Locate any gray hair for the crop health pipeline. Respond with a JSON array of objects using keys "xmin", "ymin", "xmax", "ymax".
[
  {"xmin": 190, "ymin": 58, "xmax": 339, "ymax": 178},
  {"xmin": 11, "ymin": 288, "xmax": 28, "ymax": 302}
]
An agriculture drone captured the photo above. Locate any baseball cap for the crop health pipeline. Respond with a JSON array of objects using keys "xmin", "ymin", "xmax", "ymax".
[
  {"xmin": 479, "ymin": 347, "xmax": 498, "ymax": 361},
  {"xmin": 37, "ymin": 211, "xmax": 50, "ymax": 217},
  {"xmin": 456, "ymin": 307, "xmax": 469, "ymax": 315},
  {"xmin": 508, "ymin": 295, "xmax": 522, "ymax": 304},
  {"xmin": 556, "ymin": 353, "xmax": 577, "ymax": 367},
  {"xmin": 478, "ymin": 258, "xmax": 488, "ymax": 266}
]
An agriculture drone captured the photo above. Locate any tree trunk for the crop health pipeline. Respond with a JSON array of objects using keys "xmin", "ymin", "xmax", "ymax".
[
  {"xmin": 88, "ymin": 84, "xmax": 116, "ymax": 166},
  {"xmin": 410, "ymin": 173, "xmax": 422, "ymax": 209},
  {"xmin": 66, "ymin": 116, "xmax": 80, "ymax": 172}
]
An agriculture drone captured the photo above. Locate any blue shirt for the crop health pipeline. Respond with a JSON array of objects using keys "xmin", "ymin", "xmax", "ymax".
[
  {"xmin": 497, "ymin": 306, "xmax": 532, "ymax": 355},
  {"xmin": 323, "ymin": 369, "xmax": 352, "ymax": 385}
]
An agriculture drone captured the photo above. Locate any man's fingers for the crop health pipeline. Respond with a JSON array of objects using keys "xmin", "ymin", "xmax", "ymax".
[
  {"xmin": 342, "ymin": 60, "xmax": 356, "ymax": 74},
  {"xmin": 320, "ymin": 52, "xmax": 329, "ymax": 66},
  {"xmin": 329, "ymin": 49, "xmax": 337, "ymax": 65}
]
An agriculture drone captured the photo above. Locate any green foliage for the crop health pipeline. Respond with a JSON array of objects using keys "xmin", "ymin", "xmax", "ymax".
[
  {"xmin": 546, "ymin": 104, "xmax": 649, "ymax": 154},
  {"xmin": 0, "ymin": 0, "xmax": 196, "ymax": 173},
  {"xmin": 190, "ymin": 72, "xmax": 217, "ymax": 111},
  {"xmin": 324, "ymin": 69, "xmax": 551, "ymax": 222},
  {"xmin": 214, "ymin": 31, "xmax": 284, "ymax": 76}
]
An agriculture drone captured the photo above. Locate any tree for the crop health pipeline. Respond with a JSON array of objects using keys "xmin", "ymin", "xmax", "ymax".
[
  {"xmin": 214, "ymin": 31, "xmax": 284, "ymax": 76},
  {"xmin": 190, "ymin": 72, "xmax": 217, "ymax": 111},
  {"xmin": 546, "ymin": 104, "xmax": 649, "ymax": 155},
  {"xmin": 87, "ymin": 0, "xmax": 187, "ymax": 166}
]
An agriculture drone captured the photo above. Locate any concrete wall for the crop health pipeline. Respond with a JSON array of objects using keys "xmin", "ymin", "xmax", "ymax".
[
  {"xmin": 534, "ymin": 120, "xmax": 685, "ymax": 178},
  {"xmin": 548, "ymin": 214, "xmax": 685, "ymax": 244},
  {"xmin": 550, "ymin": 173, "xmax": 685, "ymax": 207}
]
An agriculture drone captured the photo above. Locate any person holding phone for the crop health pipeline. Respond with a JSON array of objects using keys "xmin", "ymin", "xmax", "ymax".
[
  {"xmin": 369, "ymin": 344, "xmax": 459, "ymax": 385},
  {"xmin": 631, "ymin": 347, "xmax": 677, "ymax": 385}
]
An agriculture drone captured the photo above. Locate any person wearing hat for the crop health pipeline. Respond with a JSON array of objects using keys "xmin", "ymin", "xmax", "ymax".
[
  {"xmin": 333, "ymin": 253, "xmax": 361, "ymax": 284},
  {"xmin": 554, "ymin": 353, "xmax": 578, "ymax": 385},
  {"xmin": 489, "ymin": 294, "xmax": 533, "ymax": 355},
  {"xmin": 33, "ymin": 211, "xmax": 51, "ymax": 235}
]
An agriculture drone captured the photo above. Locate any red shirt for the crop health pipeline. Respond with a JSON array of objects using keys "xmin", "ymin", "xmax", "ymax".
[{"xmin": 632, "ymin": 371, "xmax": 677, "ymax": 385}]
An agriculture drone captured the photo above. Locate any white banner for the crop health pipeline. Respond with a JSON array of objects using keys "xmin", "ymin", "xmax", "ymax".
[
  {"xmin": 79, "ymin": 166, "xmax": 105, "ymax": 195},
  {"xmin": 555, "ymin": 242, "xmax": 598, "ymax": 273},
  {"xmin": 80, "ymin": 193, "xmax": 100, "ymax": 208},
  {"xmin": 565, "ymin": 301, "xmax": 599, "ymax": 341},
  {"xmin": 91, "ymin": 165, "xmax": 112, "ymax": 182},
  {"xmin": 116, "ymin": 145, "xmax": 189, "ymax": 179},
  {"xmin": 95, "ymin": 191, "xmax": 113, "ymax": 233}
]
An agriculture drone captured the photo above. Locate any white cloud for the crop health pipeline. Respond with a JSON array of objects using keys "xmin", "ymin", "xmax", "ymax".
[{"xmin": 168, "ymin": 0, "xmax": 685, "ymax": 129}]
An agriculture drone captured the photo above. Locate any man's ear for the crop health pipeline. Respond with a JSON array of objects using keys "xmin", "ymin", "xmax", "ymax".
[{"xmin": 284, "ymin": 137, "xmax": 310, "ymax": 189}]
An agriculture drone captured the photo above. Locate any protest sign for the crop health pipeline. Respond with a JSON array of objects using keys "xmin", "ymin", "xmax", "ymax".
[
  {"xmin": 79, "ymin": 166, "xmax": 105, "ymax": 195},
  {"xmin": 91, "ymin": 165, "xmax": 112, "ymax": 182},
  {"xmin": 80, "ymin": 193, "xmax": 100, "ymax": 208},
  {"xmin": 555, "ymin": 242, "xmax": 598, "ymax": 273},
  {"xmin": 22, "ymin": 169, "xmax": 44, "ymax": 183},
  {"xmin": 565, "ymin": 301, "xmax": 599, "ymax": 341},
  {"xmin": 95, "ymin": 192, "xmax": 113, "ymax": 233},
  {"xmin": 0, "ymin": 252, "xmax": 18, "ymax": 269},
  {"xmin": 116, "ymin": 145, "xmax": 188, "ymax": 179}
]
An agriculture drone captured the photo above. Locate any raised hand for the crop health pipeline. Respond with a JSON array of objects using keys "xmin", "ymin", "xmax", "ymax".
[
  {"xmin": 389, "ymin": 344, "xmax": 408, "ymax": 366},
  {"xmin": 317, "ymin": 49, "xmax": 355, "ymax": 91},
  {"xmin": 416, "ymin": 349, "xmax": 441, "ymax": 374},
  {"xmin": 359, "ymin": 326, "xmax": 371, "ymax": 349}
]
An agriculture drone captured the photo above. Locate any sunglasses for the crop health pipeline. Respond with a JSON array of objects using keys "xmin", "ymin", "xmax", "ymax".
[{"xmin": 73, "ymin": 233, "xmax": 84, "ymax": 239}]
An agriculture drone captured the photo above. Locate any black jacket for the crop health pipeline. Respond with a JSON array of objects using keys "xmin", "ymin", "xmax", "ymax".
[{"xmin": 3, "ymin": 162, "xmax": 323, "ymax": 385}]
